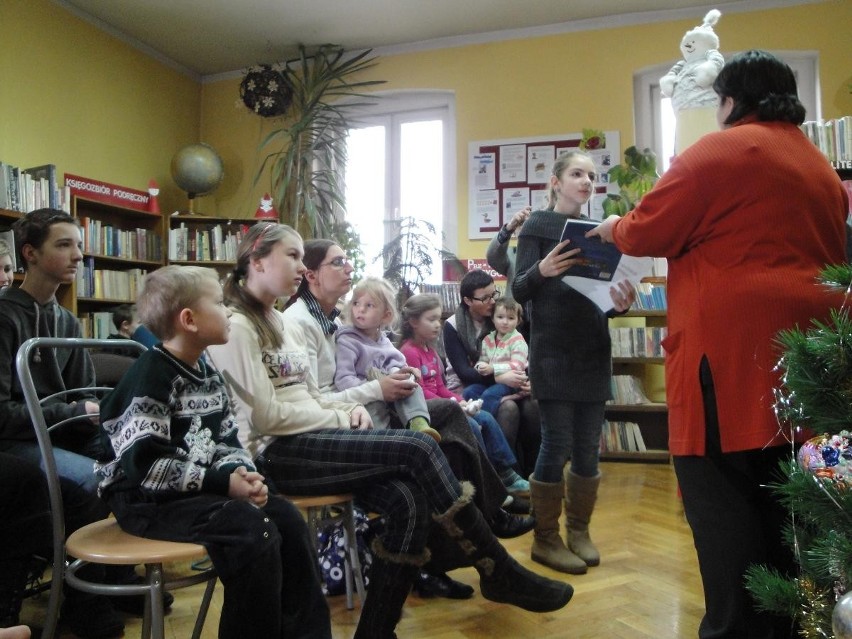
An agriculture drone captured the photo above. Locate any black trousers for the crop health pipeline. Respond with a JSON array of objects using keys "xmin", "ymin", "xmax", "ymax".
[
  {"xmin": 108, "ymin": 491, "xmax": 330, "ymax": 639},
  {"xmin": 673, "ymin": 356, "xmax": 795, "ymax": 639}
]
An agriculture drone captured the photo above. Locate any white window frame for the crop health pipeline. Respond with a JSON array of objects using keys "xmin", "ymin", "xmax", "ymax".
[
  {"xmin": 344, "ymin": 90, "xmax": 457, "ymax": 256},
  {"xmin": 634, "ymin": 50, "xmax": 819, "ymax": 166}
]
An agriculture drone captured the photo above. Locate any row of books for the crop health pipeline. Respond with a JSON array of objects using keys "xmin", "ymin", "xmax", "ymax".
[
  {"xmin": 79, "ymin": 311, "xmax": 116, "ymax": 340},
  {"xmin": 607, "ymin": 374, "xmax": 651, "ymax": 405},
  {"xmin": 610, "ymin": 326, "xmax": 667, "ymax": 358},
  {"xmin": 802, "ymin": 117, "xmax": 852, "ymax": 165},
  {"xmin": 600, "ymin": 420, "xmax": 647, "ymax": 453},
  {"xmin": 76, "ymin": 257, "xmax": 148, "ymax": 301},
  {"xmin": 79, "ymin": 217, "xmax": 163, "ymax": 262},
  {"xmin": 422, "ymin": 282, "xmax": 461, "ymax": 313},
  {"xmin": 168, "ymin": 223, "xmax": 253, "ymax": 262},
  {"xmin": 632, "ymin": 281, "xmax": 667, "ymax": 310},
  {"xmin": 0, "ymin": 162, "xmax": 68, "ymax": 213}
]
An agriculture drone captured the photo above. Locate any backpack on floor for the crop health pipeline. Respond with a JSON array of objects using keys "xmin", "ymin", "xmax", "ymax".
[{"xmin": 315, "ymin": 506, "xmax": 376, "ymax": 596}]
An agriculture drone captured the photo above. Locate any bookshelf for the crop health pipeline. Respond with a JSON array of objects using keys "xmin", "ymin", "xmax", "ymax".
[
  {"xmin": 71, "ymin": 196, "xmax": 164, "ymax": 336},
  {"xmin": 603, "ymin": 278, "xmax": 670, "ymax": 463},
  {"xmin": 167, "ymin": 215, "xmax": 258, "ymax": 273}
]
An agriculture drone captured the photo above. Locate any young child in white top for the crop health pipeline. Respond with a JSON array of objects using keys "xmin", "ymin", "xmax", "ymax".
[
  {"xmin": 334, "ymin": 277, "xmax": 441, "ymax": 442},
  {"xmin": 466, "ymin": 297, "xmax": 530, "ymax": 417},
  {"xmin": 0, "ymin": 239, "xmax": 13, "ymax": 289}
]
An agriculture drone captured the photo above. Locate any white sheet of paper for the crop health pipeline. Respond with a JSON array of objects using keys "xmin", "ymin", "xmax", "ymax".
[{"xmin": 562, "ymin": 254, "xmax": 654, "ymax": 313}]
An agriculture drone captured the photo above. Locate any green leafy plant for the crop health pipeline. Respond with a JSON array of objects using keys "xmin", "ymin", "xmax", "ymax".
[
  {"xmin": 601, "ymin": 146, "xmax": 659, "ymax": 218},
  {"xmin": 378, "ymin": 216, "xmax": 461, "ymax": 307},
  {"xmin": 254, "ymin": 44, "xmax": 385, "ymax": 238}
]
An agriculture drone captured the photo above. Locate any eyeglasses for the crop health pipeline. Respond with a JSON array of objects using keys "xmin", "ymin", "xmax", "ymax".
[
  {"xmin": 469, "ymin": 291, "xmax": 500, "ymax": 303},
  {"xmin": 319, "ymin": 256, "xmax": 351, "ymax": 269}
]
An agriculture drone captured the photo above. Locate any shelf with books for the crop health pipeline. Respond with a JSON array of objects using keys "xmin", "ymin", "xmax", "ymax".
[
  {"xmin": 603, "ymin": 292, "xmax": 669, "ymax": 463},
  {"xmin": 69, "ymin": 195, "xmax": 164, "ymax": 318},
  {"xmin": 167, "ymin": 215, "xmax": 258, "ymax": 269}
]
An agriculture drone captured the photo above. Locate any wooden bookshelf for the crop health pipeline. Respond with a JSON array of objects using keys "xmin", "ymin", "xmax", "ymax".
[
  {"xmin": 167, "ymin": 214, "xmax": 258, "ymax": 274},
  {"xmin": 603, "ymin": 282, "xmax": 669, "ymax": 463}
]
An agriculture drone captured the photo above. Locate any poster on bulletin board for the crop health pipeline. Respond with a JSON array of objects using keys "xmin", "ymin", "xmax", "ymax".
[{"xmin": 467, "ymin": 130, "xmax": 619, "ymax": 240}]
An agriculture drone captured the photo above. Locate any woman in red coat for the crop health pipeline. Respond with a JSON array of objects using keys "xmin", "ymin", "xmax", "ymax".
[{"xmin": 592, "ymin": 50, "xmax": 848, "ymax": 638}]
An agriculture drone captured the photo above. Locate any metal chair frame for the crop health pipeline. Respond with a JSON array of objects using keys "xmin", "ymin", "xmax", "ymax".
[{"xmin": 16, "ymin": 337, "xmax": 217, "ymax": 639}]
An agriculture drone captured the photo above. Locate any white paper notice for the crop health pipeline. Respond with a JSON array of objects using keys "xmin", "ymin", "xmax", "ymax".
[
  {"xmin": 499, "ymin": 144, "xmax": 526, "ymax": 183},
  {"xmin": 475, "ymin": 189, "xmax": 500, "ymax": 228},
  {"xmin": 527, "ymin": 145, "xmax": 555, "ymax": 184},
  {"xmin": 472, "ymin": 153, "xmax": 496, "ymax": 190}
]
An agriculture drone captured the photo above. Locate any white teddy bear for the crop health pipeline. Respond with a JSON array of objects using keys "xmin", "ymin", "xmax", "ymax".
[{"xmin": 660, "ymin": 9, "xmax": 724, "ymax": 113}]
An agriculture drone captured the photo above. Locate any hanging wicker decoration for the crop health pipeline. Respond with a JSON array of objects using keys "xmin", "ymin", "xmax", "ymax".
[{"xmin": 240, "ymin": 64, "xmax": 293, "ymax": 117}]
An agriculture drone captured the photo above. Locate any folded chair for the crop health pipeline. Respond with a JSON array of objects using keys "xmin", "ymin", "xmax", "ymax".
[{"xmin": 16, "ymin": 337, "xmax": 217, "ymax": 639}]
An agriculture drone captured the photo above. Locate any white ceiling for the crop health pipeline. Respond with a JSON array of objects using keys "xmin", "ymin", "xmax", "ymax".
[{"xmin": 55, "ymin": 0, "xmax": 819, "ymax": 79}]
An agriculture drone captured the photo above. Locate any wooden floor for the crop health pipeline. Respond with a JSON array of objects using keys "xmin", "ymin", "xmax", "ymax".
[{"xmin": 20, "ymin": 461, "xmax": 705, "ymax": 638}]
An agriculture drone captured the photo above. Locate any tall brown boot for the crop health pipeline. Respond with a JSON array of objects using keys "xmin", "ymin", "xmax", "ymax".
[
  {"xmin": 433, "ymin": 482, "xmax": 573, "ymax": 613},
  {"xmin": 565, "ymin": 470, "xmax": 602, "ymax": 567},
  {"xmin": 529, "ymin": 475, "xmax": 588, "ymax": 575}
]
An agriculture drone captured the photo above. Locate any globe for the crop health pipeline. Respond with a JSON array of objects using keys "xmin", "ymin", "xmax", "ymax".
[{"xmin": 170, "ymin": 143, "xmax": 224, "ymax": 201}]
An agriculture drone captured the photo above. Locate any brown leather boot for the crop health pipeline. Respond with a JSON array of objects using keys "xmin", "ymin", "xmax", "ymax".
[
  {"xmin": 529, "ymin": 475, "xmax": 588, "ymax": 574},
  {"xmin": 565, "ymin": 470, "xmax": 602, "ymax": 567}
]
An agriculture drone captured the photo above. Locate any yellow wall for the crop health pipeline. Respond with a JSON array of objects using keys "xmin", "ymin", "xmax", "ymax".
[
  {"xmin": 0, "ymin": 0, "xmax": 201, "ymax": 214},
  {"xmin": 2, "ymin": 0, "xmax": 849, "ymax": 247},
  {"xmin": 201, "ymin": 1, "xmax": 851, "ymax": 257}
]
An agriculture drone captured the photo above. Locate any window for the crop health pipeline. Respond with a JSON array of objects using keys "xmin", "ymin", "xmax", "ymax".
[
  {"xmin": 344, "ymin": 91, "xmax": 456, "ymax": 283},
  {"xmin": 634, "ymin": 51, "xmax": 818, "ymax": 172}
]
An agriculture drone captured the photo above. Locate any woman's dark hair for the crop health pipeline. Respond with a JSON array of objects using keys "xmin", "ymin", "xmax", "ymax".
[
  {"xmin": 713, "ymin": 50, "xmax": 806, "ymax": 126},
  {"xmin": 459, "ymin": 269, "xmax": 494, "ymax": 302},
  {"xmin": 296, "ymin": 239, "xmax": 337, "ymax": 296}
]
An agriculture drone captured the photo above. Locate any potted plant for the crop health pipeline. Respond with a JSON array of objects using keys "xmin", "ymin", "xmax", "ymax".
[
  {"xmin": 252, "ymin": 44, "xmax": 385, "ymax": 238},
  {"xmin": 378, "ymin": 216, "xmax": 462, "ymax": 307},
  {"xmin": 601, "ymin": 146, "xmax": 659, "ymax": 217}
]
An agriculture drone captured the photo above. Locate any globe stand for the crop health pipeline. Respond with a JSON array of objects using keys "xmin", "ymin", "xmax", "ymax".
[{"xmin": 174, "ymin": 193, "xmax": 200, "ymax": 217}]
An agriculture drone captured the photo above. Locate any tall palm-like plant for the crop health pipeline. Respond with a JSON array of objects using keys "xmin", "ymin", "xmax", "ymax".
[{"xmin": 256, "ymin": 44, "xmax": 385, "ymax": 238}]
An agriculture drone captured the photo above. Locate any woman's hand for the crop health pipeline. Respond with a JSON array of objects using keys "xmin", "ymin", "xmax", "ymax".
[
  {"xmin": 379, "ymin": 371, "xmax": 416, "ymax": 402},
  {"xmin": 349, "ymin": 406, "xmax": 373, "ymax": 430},
  {"xmin": 495, "ymin": 369, "xmax": 527, "ymax": 388},
  {"xmin": 586, "ymin": 215, "xmax": 620, "ymax": 244},
  {"xmin": 538, "ymin": 240, "xmax": 583, "ymax": 278},
  {"xmin": 229, "ymin": 467, "xmax": 269, "ymax": 507},
  {"xmin": 609, "ymin": 280, "xmax": 637, "ymax": 313}
]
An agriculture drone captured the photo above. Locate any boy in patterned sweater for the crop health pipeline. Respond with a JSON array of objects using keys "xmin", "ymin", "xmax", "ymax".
[
  {"xmin": 95, "ymin": 265, "xmax": 330, "ymax": 639},
  {"xmin": 464, "ymin": 297, "xmax": 530, "ymax": 418}
]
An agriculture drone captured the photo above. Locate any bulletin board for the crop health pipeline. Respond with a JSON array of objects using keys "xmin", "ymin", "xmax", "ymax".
[{"xmin": 467, "ymin": 130, "xmax": 619, "ymax": 240}]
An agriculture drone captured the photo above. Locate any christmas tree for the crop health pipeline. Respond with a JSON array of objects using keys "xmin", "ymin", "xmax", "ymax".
[{"xmin": 745, "ymin": 263, "xmax": 852, "ymax": 638}]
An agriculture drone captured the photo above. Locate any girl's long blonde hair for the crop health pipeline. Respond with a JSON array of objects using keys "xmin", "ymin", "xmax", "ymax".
[
  {"xmin": 344, "ymin": 277, "xmax": 399, "ymax": 331},
  {"xmin": 223, "ymin": 222, "xmax": 301, "ymax": 349}
]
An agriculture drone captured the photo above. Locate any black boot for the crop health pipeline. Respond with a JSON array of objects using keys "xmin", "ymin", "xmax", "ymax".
[
  {"xmin": 433, "ymin": 482, "xmax": 573, "ymax": 613},
  {"xmin": 0, "ymin": 558, "xmax": 30, "ymax": 627},
  {"xmin": 353, "ymin": 540, "xmax": 427, "ymax": 639}
]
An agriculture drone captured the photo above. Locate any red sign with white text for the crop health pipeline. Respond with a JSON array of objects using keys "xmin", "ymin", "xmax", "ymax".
[{"xmin": 64, "ymin": 174, "xmax": 153, "ymax": 213}]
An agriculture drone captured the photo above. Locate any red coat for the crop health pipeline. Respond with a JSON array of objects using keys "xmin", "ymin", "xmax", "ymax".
[{"xmin": 612, "ymin": 120, "xmax": 848, "ymax": 455}]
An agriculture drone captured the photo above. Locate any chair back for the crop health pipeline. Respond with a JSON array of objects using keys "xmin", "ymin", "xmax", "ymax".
[{"xmin": 15, "ymin": 337, "xmax": 145, "ymax": 638}]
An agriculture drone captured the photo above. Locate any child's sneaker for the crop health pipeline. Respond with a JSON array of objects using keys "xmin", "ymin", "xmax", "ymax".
[
  {"xmin": 408, "ymin": 416, "xmax": 442, "ymax": 443},
  {"xmin": 504, "ymin": 475, "xmax": 530, "ymax": 496}
]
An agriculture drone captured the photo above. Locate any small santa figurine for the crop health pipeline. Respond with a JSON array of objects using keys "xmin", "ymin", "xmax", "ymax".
[
  {"xmin": 659, "ymin": 9, "xmax": 724, "ymax": 154},
  {"xmin": 254, "ymin": 193, "xmax": 279, "ymax": 220}
]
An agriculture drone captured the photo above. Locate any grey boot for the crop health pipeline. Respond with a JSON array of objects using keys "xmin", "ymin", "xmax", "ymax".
[
  {"xmin": 565, "ymin": 470, "xmax": 602, "ymax": 567},
  {"xmin": 433, "ymin": 481, "xmax": 573, "ymax": 613},
  {"xmin": 529, "ymin": 475, "xmax": 588, "ymax": 575}
]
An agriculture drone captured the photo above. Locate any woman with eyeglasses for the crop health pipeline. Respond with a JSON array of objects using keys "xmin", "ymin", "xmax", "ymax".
[
  {"xmin": 206, "ymin": 224, "xmax": 572, "ymax": 639},
  {"xmin": 443, "ymin": 269, "xmax": 542, "ymax": 482}
]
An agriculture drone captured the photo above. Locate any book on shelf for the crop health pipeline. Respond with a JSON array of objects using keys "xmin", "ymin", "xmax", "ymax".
[
  {"xmin": 607, "ymin": 374, "xmax": 651, "ymax": 405},
  {"xmin": 600, "ymin": 420, "xmax": 647, "ymax": 453},
  {"xmin": 22, "ymin": 164, "xmax": 58, "ymax": 209},
  {"xmin": 610, "ymin": 326, "xmax": 667, "ymax": 358},
  {"xmin": 802, "ymin": 117, "xmax": 852, "ymax": 165},
  {"xmin": 559, "ymin": 218, "xmax": 654, "ymax": 313}
]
